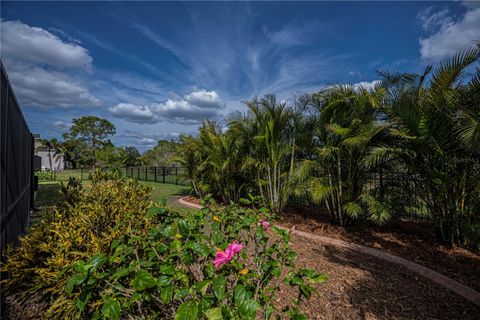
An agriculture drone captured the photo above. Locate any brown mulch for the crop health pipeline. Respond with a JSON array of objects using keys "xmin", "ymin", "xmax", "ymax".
[
  {"xmin": 5, "ymin": 292, "xmax": 48, "ymax": 320},
  {"xmin": 278, "ymin": 205, "xmax": 480, "ymax": 293},
  {"xmin": 274, "ymin": 233, "xmax": 480, "ymax": 320}
]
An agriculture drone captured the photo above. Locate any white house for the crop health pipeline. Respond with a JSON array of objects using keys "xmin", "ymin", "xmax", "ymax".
[{"xmin": 34, "ymin": 140, "xmax": 66, "ymax": 171}]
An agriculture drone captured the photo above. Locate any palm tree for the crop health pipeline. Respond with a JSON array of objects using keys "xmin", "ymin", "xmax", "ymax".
[
  {"xmin": 293, "ymin": 85, "xmax": 389, "ymax": 226},
  {"xmin": 176, "ymin": 134, "xmax": 204, "ymax": 198},
  {"xmin": 368, "ymin": 47, "xmax": 480, "ymax": 245},
  {"xmin": 37, "ymin": 138, "xmax": 55, "ymax": 170},
  {"xmin": 232, "ymin": 95, "xmax": 295, "ymax": 213}
]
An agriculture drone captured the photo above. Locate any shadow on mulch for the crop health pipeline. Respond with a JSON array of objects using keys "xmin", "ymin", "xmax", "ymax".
[
  {"xmin": 277, "ymin": 234, "xmax": 480, "ymax": 320},
  {"xmin": 278, "ymin": 205, "xmax": 480, "ymax": 293}
]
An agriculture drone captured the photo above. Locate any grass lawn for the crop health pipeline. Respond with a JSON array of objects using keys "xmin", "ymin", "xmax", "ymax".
[
  {"xmin": 35, "ymin": 180, "xmax": 195, "ymax": 214},
  {"xmin": 139, "ymin": 181, "xmax": 196, "ymax": 215}
]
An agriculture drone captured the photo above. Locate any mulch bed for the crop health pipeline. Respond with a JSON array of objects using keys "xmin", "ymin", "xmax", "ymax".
[
  {"xmin": 274, "ymin": 233, "xmax": 480, "ymax": 319},
  {"xmin": 180, "ymin": 197, "xmax": 480, "ymax": 318},
  {"xmin": 278, "ymin": 205, "xmax": 480, "ymax": 293}
]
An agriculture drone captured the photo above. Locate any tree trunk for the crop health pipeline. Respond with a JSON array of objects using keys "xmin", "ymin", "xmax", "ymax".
[
  {"xmin": 48, "ymin": 146, "xmax": 53, "ymax": 170},
  {"xmin": 92, "ymin": 139, "xmax": 96, "ymax": 170}
]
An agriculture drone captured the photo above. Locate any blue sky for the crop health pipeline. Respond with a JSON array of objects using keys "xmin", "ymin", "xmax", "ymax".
[{"xmin": 1, "ymin": 1, "xmax": 479, "ymax": 151}]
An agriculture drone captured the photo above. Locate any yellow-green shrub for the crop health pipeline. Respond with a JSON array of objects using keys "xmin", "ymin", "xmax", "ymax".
[{"xmin": 1, "ymin": 173, "xmax": 153, "ymax": 319}]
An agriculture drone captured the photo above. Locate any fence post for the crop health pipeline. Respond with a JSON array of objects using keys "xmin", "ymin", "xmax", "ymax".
[
  {"xmin": 154, "ymin": 167, "xmax": 157, "ymax": 182},
  {"xmin": 137, "ymin": 167, "xmax": 140, "ymax": 180},
  {"xmin": 162, "ymin": 167, "xmax": 165, "ymax": 183},
  {"xmin": 175, "ymin": 167, "xmax": 178, "ymax": 185}
]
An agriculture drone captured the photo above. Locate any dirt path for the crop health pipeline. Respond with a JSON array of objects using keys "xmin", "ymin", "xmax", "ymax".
[{"xmin": 176, "ymin": 196, "xmax": 480, "ymax": 307}]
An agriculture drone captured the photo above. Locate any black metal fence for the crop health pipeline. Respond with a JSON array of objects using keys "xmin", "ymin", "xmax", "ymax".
[
  {"xmin": 361, "ymin": 170, "xmax": 429, "ymax": 219},
  {"xmin": 1, "ymin": 62, "xmax": 34, "ymax": 314},
  {"xmin": 1, "ymin": 62, "xmax": 34, "ymax": 256},
  {"xmin": 289, "ymin": 169, "xmax": 429, "ymax": 220},
  {"xmin": 36, "ymin": 167, "xmax": 190, "ymax": 186},
  {"xmin": 125, "ymin": 166, "xmax": 189, "ymax": 185}
]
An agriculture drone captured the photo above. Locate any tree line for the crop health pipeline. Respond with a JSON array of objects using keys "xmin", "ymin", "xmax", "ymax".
[
  {"xmin": 176, "ymin": 47, "xmax": 480, "ymax": 247},
  {"xmin": 37, "ymin": 116, "xmax": 139, "ymax": 170}
]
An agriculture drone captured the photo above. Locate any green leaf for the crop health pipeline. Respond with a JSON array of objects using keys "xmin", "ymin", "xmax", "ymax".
[
  {"xmin": 205, "ymin": 307, "xmax": 223, "ymax": 320},
  {"xmin": 287, "ymin": 309, "xmax": 308, "ymax": 320},
  {"xmin": 310, "ymin": 273, "xmax": 328, "ymax": 283},
  {"xmin": 238, "ymin": 299, "xmax": 259, "ymax": 319},
  {"xmin": 259, "ymin": 207, "xmax": 270, "ymax": 214},
  {"xmin": 76, "ymin": 290, "xmax": 92, "ymax": 312},
  {"xmin": 101, "ymin": 298, "xmax": 121, "ymax": 320},
  {"xmin": 159, "ymin": 285, "xmax": 174, "ymax": 304},
  {"xmin": 157, "ymin": 275, "xmax": 172, "ymax": 287},
  {"xmin": 160, "ymin": 225, "xmax": 175, "ymax": 238},
  {"xmin": 286, "ymin": 275, "xmax": 304, "ymax": 286},
  {"xmin": 193, "ymin": 280, "xmax": 210, "ymax": 294},
  {"xmin": 88, "ymin": 253, "xmax": 107, "ymax": 271},
  {"xmin": 65, "ymin": 273, "xmax": 87, "ymax": 294},
  {"xmin": 170, "ymin": 240, "xmax": 182, "ymax": 252},
  {"xmin": 239, "ymin": 198, "xmax": 251, "ymax": 205},
  {"xmin": 234, "ymin": 285, "xmax": 249, "ymax": 307},
  {"xmin": 132, "ymin": 270, "xmax": 157, "ymax": 291},
  {"xmin": 298, "ymin": 268, "xmax": 316, "ymax": 278},
  {"xmin": 175, "ymin": 300, "xmax": 198, "ymax": 320},
  {"xmin": 110, "ymin": 240, "xmax": 121, "ymax": 250},
  {"xmin": 159, "ymin": 264, "xmax": 176, "ymax": 275},
  {"xmin": 212, "ymin": 276, "xmax": 226, "ymax": 300},
  {"xmin": 111, "ymin": 267, "xmax": 131, "ymax": 280},
  {"xmin": 174, "ymin": 288, "xmax": 190, "ymax": 299},
  {"xmin": 189, "ymin": 242, "xmax": 210, "ymax": 257},
  {"xmin": 178, "ymin": 219, "xmax": 190, "ymax": 235}
]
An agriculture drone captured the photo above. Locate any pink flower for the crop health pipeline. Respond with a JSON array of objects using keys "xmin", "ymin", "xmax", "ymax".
[
  {"xmin": 212, "ymin": 241, "xmax": 244, "ymax": 269},
  {"xmin": 261, "ymin": 219, "xmax": 271, "ymax": 230}
]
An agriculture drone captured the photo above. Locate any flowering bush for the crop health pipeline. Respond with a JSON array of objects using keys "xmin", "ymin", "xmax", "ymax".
[{"xmin": 2, "ymin": 176, "xmax": 326, "ymax": 319}]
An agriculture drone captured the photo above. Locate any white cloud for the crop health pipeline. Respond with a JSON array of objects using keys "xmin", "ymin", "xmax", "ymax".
[
  {"xmin": 4, "ymin": 61, "xmax": 100, "ymax": 107},
  {"xmin": 109, "ymin": 89, "xmax": 225, "ymax": 124},
  {"xmin": 109, "ymin": 103, "xmax": 159, "ymax": 124},
  {"xmin": 353, "ymin": 80, "xmax": 381, "ymax": 91},
  {"xmin": 1, "ymin": 20, "xmax": 92, "ymax": 70},
  {"xmin": 53, "ymin": 120, "xmax": 72, "ymax": 130},
  {"xmin": 419, "ymin": 4, "xmax": 480, "ymax": 62},
  {"xmin": 1, "ymin": 20, "xmax": 99, "ymax": 108},
  {"xmin": 118, "ymin": 130, "xmax": 180, "ymax": 149},
  {"xmin": 183, "ymin": 89, "xmax": 225, "ymax": 109},
  {"xmin": 416, "ymin": 6, "xmax": 452, "ymax": 33}
]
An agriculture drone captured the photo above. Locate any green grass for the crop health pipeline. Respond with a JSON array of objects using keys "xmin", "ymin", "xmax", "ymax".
[
  {"xmin": 34, "ymin": 180, "xmax": 196, "ymax": 215},
  {"xmin": 35, "ymin": 183, "xmax": 64, "ymax": 207},
  {"xmin": 138, "ymin": 181, "xmax": 196, "ymax": 215}
]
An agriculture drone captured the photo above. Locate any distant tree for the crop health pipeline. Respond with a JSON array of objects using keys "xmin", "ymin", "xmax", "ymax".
[
  {"xmin": 63, "ymin": 116, "xmax": 116, "ymax": 169},
  {"xmin": 96, "ymin": 145, "xmax": 128, "ymax": 170},
  {"xmin": 61, "ymin": 138, "xmax": 89, "ymax": 169},
  {"xmin": 37, "ymin": 138, "xmax": 67, "ymax": 170},
  {"xmin": 139, "ymin": 140, "xmax": 178, "ymax": 166},
  {"xmin": 124, "ymin": 146, "xmax": 141, "ymax": 167}
]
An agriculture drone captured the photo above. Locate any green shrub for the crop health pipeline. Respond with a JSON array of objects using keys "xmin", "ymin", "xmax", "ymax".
[
  {"xmin": 1, "ymin": 176, "xmax": 326, "ymax": 319},
  {"xmin": 464, "ymin": 224, "xmax": 480, "ymax": 252},
  {"xmin": 36, "ymin": 170, "xmax": 55, "ymax": 181},
  {"xmin": 1, "ymin": 172, "xmax": 153, "ymax": 318}
]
